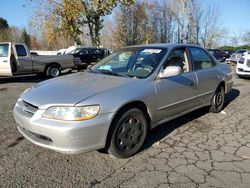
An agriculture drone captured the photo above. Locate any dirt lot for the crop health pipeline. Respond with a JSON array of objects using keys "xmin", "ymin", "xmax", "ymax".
[{"xmin": 1, "ymin": 69, "xmax": 250, "ymax": 188}]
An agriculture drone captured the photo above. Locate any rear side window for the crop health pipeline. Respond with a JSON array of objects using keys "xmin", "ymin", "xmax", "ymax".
[
  {"xmin": 88, "ymin": 49, "xmax": 101, "ymax": 54},
  {"xmin": 15, "ymin": 45, "xmax": 27, "ymax": 57},
  {"xmin": 79, "ymin": 49, "xmax": 88, "ymax": 55},
  {"xmin": 0, "ymin": 44, "xmax": 9, "ymax": 57},
  {"xmin": 189, "ymin": 47, "xmax": 215, "ymax": 70}
]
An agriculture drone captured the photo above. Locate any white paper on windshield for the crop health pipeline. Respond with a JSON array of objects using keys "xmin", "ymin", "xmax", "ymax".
[
  {"xmin": 0, "ymin": 49, "xmax": 3, "ymax": 55},
  {"xmin": 142, "ymin": 49, "xmax": 162, "ymax": 54},
  {"xmin": 98, "ymin": 65, "xmax": 112, "ymax": 71}
]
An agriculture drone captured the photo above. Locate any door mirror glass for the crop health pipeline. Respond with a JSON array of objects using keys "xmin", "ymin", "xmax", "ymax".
[{"xmin": 158, "ymin": 66, "xmax": 182, "ymax": 78}]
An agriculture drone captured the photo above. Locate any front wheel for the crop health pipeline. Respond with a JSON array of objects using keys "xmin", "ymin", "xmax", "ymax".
[
  {"xmin": 209, "ymin": 86, "xmax": 225, "ymax": 113},
  {"xmin": 108, "ymin": 108, "xmax": 148, "ymax": 158}
]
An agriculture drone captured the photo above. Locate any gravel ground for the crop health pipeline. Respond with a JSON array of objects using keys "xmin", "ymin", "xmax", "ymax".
[{"xmin": 0, "ymin": 68, "xmax": 250, "ymax": 188}]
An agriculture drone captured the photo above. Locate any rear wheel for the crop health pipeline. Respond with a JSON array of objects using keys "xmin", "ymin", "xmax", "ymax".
[
  {"xmin": 46, "ymin": 65, "xmax": 61, "ymax": 78},
  {"xmin": 209, "ymin": 85, "xmax": 225, "ymax": 113},
  {"xmin": 107, "ymin": 108, "xmax": 148, "ymax": 158}
]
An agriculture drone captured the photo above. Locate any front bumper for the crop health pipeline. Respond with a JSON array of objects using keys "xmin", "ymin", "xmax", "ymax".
[
  {"xmin": 13, "ymin": 101, "xmax": 113, "ymax": 154},
  {"xmin": 236, "ymin": 64, "xmax": 250, "ymax": 77}
]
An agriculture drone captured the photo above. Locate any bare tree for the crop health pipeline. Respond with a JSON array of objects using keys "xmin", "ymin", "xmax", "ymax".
[
  {"xmin": 242, "ymin": 30, "xmax": 250, "ymax": 45},
  {"xmin": 114, "ymin": 2, "xmax": 149, "ymax": 47},
  {"xmin": 199, "ymin": 1, "xmax": 225, "ymax": 48}
]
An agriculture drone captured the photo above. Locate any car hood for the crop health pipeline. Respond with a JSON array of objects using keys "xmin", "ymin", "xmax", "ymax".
[{"xmin": 21, "ymin": 72, "xmax": 135, "ymax": 109}]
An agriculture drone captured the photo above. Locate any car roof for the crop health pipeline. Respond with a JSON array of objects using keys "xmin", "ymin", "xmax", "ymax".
[
  {"xmin": 77, "ymin": 46, "xmax": 107, "ymax": 50},
  {"xmin": 124, "ymin": 43, "xmax": 201, "ymax": 49}
]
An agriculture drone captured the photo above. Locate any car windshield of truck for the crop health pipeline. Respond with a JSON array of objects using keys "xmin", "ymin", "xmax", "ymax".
[
  {"xmin": 0, "ymin": 44, "xmax": 9, "ymax": 57},
  {"xmin": 89, "ymin": 47, "xmax": 167, "ymax": 78},
  {"xmin": 68, "ymin": 48, "xmax": 82, "ymax": 54}
]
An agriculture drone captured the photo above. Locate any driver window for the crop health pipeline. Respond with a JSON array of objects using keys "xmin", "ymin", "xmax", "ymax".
[{"xmin": 164, "ymin": 49, "xmax": 190, "ymax": 73}]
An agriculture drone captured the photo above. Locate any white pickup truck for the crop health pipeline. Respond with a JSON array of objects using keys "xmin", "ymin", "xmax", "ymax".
[{"xmin": 0, "ymin": 42, "xmax": 75, "ymax": 77}]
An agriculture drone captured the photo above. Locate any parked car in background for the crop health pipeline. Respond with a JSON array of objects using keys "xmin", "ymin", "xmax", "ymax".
[
  {"xmin": 14, "ymin": 43, "xmax": 233, "ymax": 158},
  {"xmin": 223, "ymin": 50, "xmax": 234, "ymax": 59},
  {"xmin": 207, "ymin": 49, "xmax": 227, "ymax": 62},
  {"xmin": 68, "ymin": 47, "xmax": 111, "ymax": 70},
  {"xmin": 236, "ymin": 54, "xmax": 250, "ymax": 78},
  {"xmin": 0, "ymin": 42, "xmax": 75, "ymax": 77},
  {"xmin": 230, "ymin": 49, "xmax": 248, "ymax": 63}
]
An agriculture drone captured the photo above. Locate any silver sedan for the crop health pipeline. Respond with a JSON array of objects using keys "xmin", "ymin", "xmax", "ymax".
[{"xmin": 13, "ymin": 44, "xmax": 233, "ymax": 158}]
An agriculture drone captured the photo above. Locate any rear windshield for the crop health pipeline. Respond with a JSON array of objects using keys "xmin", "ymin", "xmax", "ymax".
[
  {"xmin": 0, "ymin": 44, "xmax": 9, "ymax": 57},
  {"xmin": 236, "ymin": 50, "xmax": 247, "ymax": 54}
]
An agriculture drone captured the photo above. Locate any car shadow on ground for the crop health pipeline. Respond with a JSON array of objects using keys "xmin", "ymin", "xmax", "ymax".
[
  {"xmin": 142, "ymin": 88, "xmax": 240, "ymax": 151},
  {"xmin": 0, "ymin": 71, "xmax": 76, "ymax": 84},
  {"xmin": 0, "ymin": 75, "xmax": 49, "ymax": 84}
]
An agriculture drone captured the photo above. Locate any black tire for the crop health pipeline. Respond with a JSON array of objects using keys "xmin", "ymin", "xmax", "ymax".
[
  {"xmin": 46, "ymin": 65, "xmax": 61, "ymax": 78},
  {"xmin": 107, "ymin": 108, "xmax": 148, "ymax": 158},
  {"xmin": 36, "ymin": 72, "xmax": 45, "ymax": 77},
  {"xmin": 77, "ymin": 66, "xmax": 82, "ymax": 72},
  {"xmin": 209, "ymin": 85, "xmax": 225, "ymax": 113}
]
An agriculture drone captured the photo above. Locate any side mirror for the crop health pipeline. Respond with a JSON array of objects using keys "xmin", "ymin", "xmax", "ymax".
[{"xmin": 158, "ymin": 66, "xmax": 182, "ymax": 78}]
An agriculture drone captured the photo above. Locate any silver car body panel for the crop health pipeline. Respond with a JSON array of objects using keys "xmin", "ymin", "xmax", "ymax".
[{"xmin": 14, "ymin": 43, "xmax": 233, "ymax": 154}]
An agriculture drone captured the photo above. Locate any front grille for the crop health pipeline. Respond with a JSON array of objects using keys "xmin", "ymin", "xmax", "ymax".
[
  {"xmin": 19, "ymin": 126, "xmax": 53, "ymax": 144},
  {"xmin": 247, "ymin": 60, "xmax": 250, "ymax": 68},
  {"xmin": 32, "ymin": 131, "xmax": 53, "ymax": 143},
  {"xmin": 18, "ymin": 100, "xmax": 38, "ymax": 115}
]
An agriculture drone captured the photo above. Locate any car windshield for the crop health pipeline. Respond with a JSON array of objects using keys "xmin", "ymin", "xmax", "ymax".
[
  {"xmin": 68, "ymin": 48, "xmax": 82, "ymax": 54},
  {"xmin": 89, "ymin": 47, "xmax": 167, "ymax": 78},
  {"xmin": 236, "ymin": 50, "xmax": 247, "ymax": 54},
  {"xmin": 0, "ymin": 44, "xmax": 9, "ymax": 57}
]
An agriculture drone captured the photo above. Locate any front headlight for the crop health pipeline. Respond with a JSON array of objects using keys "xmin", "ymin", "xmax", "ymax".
[
  {"xmin": 42, "ymin": 105, "xmax": 100, "ymax": 121},
  {"xmin": 238, "ymin": 57, "xmax": 244, "ymax": 64}
]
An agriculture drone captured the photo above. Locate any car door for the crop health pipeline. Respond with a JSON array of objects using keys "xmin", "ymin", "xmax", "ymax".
[
  {"xmin": 188, "ymin": 47, "xmax": 221, "ymax": 106},
  {"xmin": 155, "ymin": 47, "xmax": 198, "ymax": 121},
  {"xmin": 78, "ymin": 49, "xmax": 88, "ymax": 63},
  {"xmin": 88, "ymin": 49, "xmax": 99, "ymax": 62},
  {"xmin": 14, "ymin": 44, "xmax": 33, "ymax": 73},
  {"xmin": 0, "ymin": 43, "xmax": 12, "ymax": 76}
]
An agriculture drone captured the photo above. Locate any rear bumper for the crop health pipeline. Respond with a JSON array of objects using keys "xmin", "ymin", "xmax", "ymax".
[{"xmin": 13, "ymin": 102, "xmax": 114, "ymax": 154}]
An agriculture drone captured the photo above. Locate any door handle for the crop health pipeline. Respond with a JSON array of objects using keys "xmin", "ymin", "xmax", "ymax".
[{"xmin": 3, "ymin": 60, "xmax": 7, "ymax": 63}]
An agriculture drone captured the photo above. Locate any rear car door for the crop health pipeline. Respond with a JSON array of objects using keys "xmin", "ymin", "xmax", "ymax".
[
  {"xmin": 78, "ymin": 49, "xmax": 88, "ymax": 63},
  {"xmin": 155, "ymin": 47, "xmax": 198, "ymax": 121},
  {"xmin": 0, "ymin": 43, "xmax": 12, "ymax": 76},
  {"xmin": 188, "ymin": 47, "xmax": 221, "ymax": 106},
  {"xmin": 88, "ymin": 49, "xmax": 100, "ymax": 63},
  {"xmin": 15, "ymin": 44, "xmax": 33, "ymax": 73}
]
